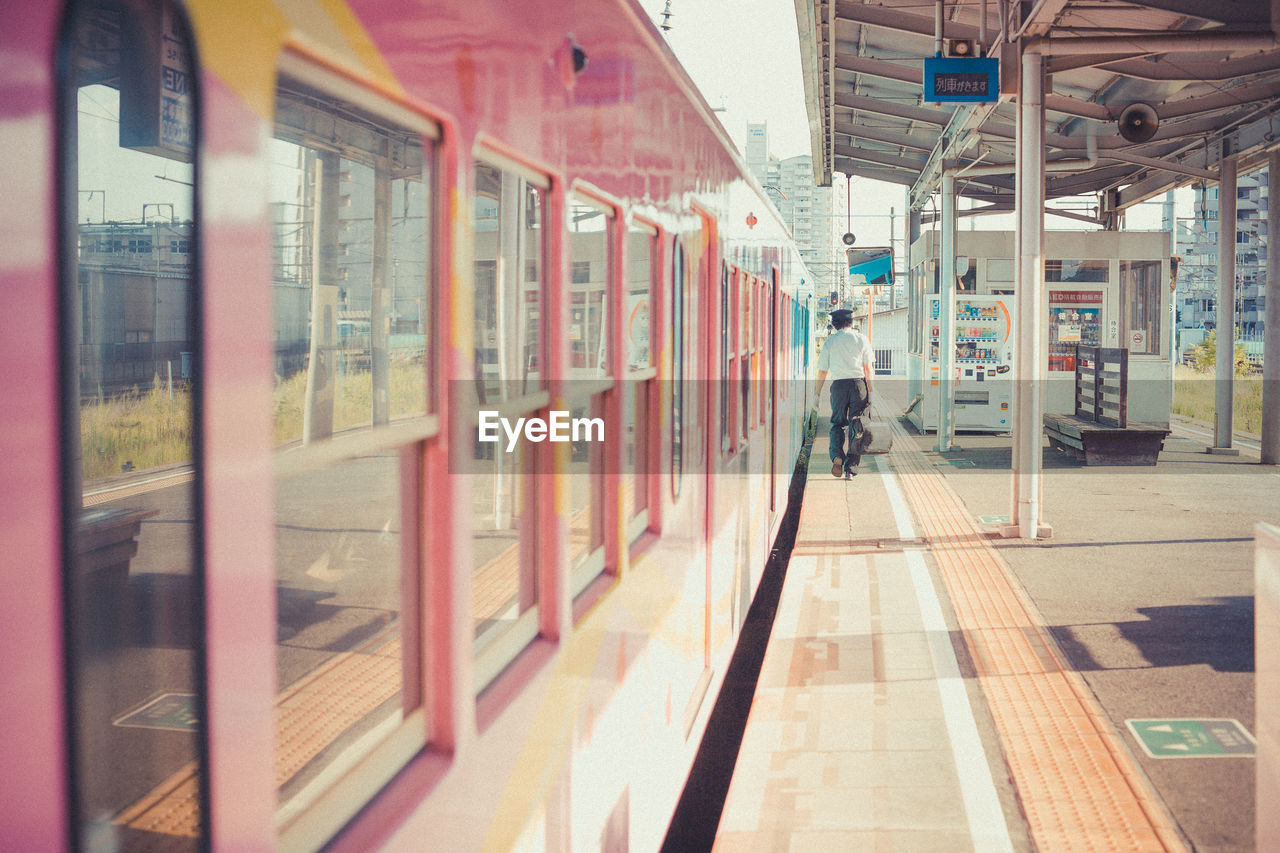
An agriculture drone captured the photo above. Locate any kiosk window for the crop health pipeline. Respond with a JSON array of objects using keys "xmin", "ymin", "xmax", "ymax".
[
  {"xmin": 1046, "ymin": 259, "xmax": 1108, "ymax": 283},
  {"xmin": 987, "ymin": 258, "xmax": 1014, "ymax": 282},
  {"xmin": 1120, "ymin": 260, "xmax": 1162, "ymax": 355}
]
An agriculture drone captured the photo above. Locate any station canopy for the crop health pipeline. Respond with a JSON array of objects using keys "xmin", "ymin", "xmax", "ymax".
[{"xmin": 793, "ymin": 0, "xmax": 1280, "ymax": 222}]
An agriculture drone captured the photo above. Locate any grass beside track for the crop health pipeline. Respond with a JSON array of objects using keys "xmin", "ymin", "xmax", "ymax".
[{"xmin": 1172, "ymin": 364, "xmax": 1263, "ymax": 435}]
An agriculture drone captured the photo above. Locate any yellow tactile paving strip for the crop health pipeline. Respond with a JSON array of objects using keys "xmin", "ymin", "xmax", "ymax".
[
  {"xmin": 472, "ymin": 505, "xmax": 594, "ymax": 626},
  {"xmin": 113, "ymin": 626, "xmax": 401, "ymax": 844},
  {"xmin": 886, "ymin": 423, "xmax": 1187, "ymax": 852}
]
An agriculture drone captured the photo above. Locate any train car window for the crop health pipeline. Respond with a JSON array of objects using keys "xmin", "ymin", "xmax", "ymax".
[
  {"xmin": 60, "ymin": 2, "xmax": 206, "ymax": 849},
  {"xmin": 670, "ymin": 238, "xmax": 685, "ymax": 497},
  {"xmin": 269, "ymin": 68, "xmax": 436, "ymax": 834},
  {"xmin": 758, "ymin": 279, "xmax": 767, "ymax": 426},
  {"xmin": 471, "ymin": 156, "xmax": 548, "ymax": 691},
  {"xmin": 623, "ymin": 223, "xmax": 656, "ymax": 541},
  {"xmin": 567, "ymin": 196, "xmax": 613, "ymax": 596},
  {"xmin": 472, "ymin": 161, "xmax": 546, "ymax": 404},
  {"xmin": 740, "ymin": 275, "xmax": 750, "ymax": 440},
  {"xmin": 778, "ymin": 294, "xmax": 788, "ymax": 397},
  {"xmin": 720, "ymin": 264, "xmax": 732, "ymax": 454}
]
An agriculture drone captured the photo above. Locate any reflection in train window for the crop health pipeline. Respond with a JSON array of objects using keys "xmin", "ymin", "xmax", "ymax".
[
  {"xmin": 721, "ymin": 264, "xmax": 732, "ymax": 453},
  {"xmin": 567, "ymin": 196, "xmax": 613, "ymax": 596},
  {"xmin": 471, "ymin": 158, "xmax": 548, "ymax": 691},
  {"xmin": 269, "ymin": 73, "xmax": 434, "ymax": 828},
  {"xmin": 61, "ymin": 1, "xmax": 205, "ymax": 849},
  {"xmin": 623, "ymin": 224, "xmax": 656, "ymax": 541},
  {"xmin": 472, "ymin": 162, "xmax": 545, "ymax": 404},
  {"xmin": 271, "ymin": 82, "xmax": 432, "ymax": 442},
  {"xmin": 740, "ymin": 274, "xmax": 751, "ymax": 440}
]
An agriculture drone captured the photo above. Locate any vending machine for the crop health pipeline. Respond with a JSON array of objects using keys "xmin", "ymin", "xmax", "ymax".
[{"xmin": 910, "ymin": 293, "xmax": 1014, "ymax": 432}]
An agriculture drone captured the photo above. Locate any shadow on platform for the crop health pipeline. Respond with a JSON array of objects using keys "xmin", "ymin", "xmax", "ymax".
[{"xmin": 1049, "ymin": 596, "xmax": 1254, "ymax": 674}]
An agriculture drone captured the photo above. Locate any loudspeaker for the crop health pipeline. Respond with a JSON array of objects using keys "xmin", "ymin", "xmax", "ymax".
[
  {"xmin": 945, "ymin": 38, "xmax": 976, "ymax": 57},
  {"xmin": 1118, "ymin": 103, "xmax": 1159, "ymax": 143}
]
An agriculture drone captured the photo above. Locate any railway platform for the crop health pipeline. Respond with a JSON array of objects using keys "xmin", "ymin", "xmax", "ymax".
[{"xmin": 693, "ymin": 390, "xmax": 1277, "ymax": 852}]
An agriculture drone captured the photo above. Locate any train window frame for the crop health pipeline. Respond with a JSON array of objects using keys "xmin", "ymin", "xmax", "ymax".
[
  {"xmin": 739, "ymin": 273, "xmax": 750, "ymax": 442},
  {"xmin": 272, "ymin": 55, "xmax": 443, "ymax": 476},
  {"xmin": 670, "ymin": 236, "xmax": 686, "ymax": 500},
  {"xmin": 624, "ymin": 217, "xmax": 659, "ymax": 545},
  {"xmin": 752, "ymin": 277, "xmax": 762, "ymax": 427},
  {"xmin": 468, "ymin": 146, "xmax": 552, "ymax": 694},
  {"xmin": 721, "ymin": 262, "xmax": 734, "ymax": 456},
  {"xmin": 565, "ymin": 190, "xmax": 616, "ymax": 600},
  {"xmin": 58, "ymin": 2, "xmax": 211, "ymax": 848},
  {"xmin": 269, "ymin": 53, "xmax": 441, "ymax": 850}
]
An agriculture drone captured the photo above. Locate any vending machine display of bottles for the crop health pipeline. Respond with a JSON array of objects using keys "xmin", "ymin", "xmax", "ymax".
[{"xmin": 922, "ymin": 294, "xmax": 1014, "ymax": 431}]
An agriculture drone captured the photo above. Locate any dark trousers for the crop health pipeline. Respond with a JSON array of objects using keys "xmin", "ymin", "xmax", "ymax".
[{"xmin": 829, "ymin": 378, "xmax": 869, "ymax": 470}]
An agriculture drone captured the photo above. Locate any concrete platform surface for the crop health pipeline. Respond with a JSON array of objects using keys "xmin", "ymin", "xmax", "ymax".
[{"xmin": 709, "ymin": 388, "xmax": 1277, "ymax": 852}]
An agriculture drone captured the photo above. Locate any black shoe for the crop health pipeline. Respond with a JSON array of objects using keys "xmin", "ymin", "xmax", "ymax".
[
  {"xmin": 844, "ymin": 467, "xmax": 858, "ymax": 479},
  {"xmin": 831, "ymin": 456, "xmax": 845, "ymax": 477}
]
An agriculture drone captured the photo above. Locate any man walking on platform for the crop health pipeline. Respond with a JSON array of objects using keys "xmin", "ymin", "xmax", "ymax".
[{"xmin": 812, "ymin": 308, "xmax": 874, "ymax": 478}]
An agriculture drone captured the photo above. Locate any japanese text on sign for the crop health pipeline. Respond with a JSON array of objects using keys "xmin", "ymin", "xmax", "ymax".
[{"xmin": 933, "ymin": 73, "xmax": 990, "ymax": 97}]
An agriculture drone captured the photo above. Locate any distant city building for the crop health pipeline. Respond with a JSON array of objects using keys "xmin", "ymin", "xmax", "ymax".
[
  {"xmin": 77, "ymin": 221, "xmax": 194, "ymax": 394},
  {"xmin": 744, "ymin": 122, "xmax": 834, "ymax": 303},
  {"xmin": 1175, "ymin": 167, "xmax": 1270, "ymax": 343}
]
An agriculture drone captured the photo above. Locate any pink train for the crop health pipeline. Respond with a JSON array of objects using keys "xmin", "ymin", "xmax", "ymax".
[{"xmin": 0, "ymin": 0, "xmax": 815, "ymax": 850}]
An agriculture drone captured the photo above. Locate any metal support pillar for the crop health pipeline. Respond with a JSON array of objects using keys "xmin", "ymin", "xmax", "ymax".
[
  {"xmin": 1210, "ymin": 151, "xmax": 1239, "ymax": 454},
  {"xmin": 1262, "ymin": 149, "xmax": 1280, "ymax": 464},
  {"xmin": 936, "ymin": 170, "xmax": 957, "ymax": 451},
  {"xmin": 1010, "ymin": 49, "xmax": 1049, "ymax": 539}
]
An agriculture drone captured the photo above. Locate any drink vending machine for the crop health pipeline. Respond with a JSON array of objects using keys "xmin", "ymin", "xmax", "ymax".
[{"xmin": 911, "ymin": 293, "xmax": 1014, "ymax": 432}]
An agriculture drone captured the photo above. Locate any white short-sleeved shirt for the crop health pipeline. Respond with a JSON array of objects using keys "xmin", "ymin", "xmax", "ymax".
[{"xmin": 816, "ymin": 327, "xmax": 874, "ymax": 381}]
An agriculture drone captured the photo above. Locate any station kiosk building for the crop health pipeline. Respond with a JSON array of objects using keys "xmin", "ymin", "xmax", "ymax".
[{"xmin": 905, "ymin": 230, "xmax": 1174, "ymax": 432}]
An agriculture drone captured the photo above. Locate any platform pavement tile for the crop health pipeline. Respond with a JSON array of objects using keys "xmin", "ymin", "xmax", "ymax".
[
  {"xmin": 872, "ymin": 681, "xmax": 950, "ymax": 720},
  {"xmin": 878, "ymin": 716, "xmax": 957, "ymax": 751},
  {"xmin": 806, "ymin": 785, "xmax": 879, "ymax": 830},
  {"xmin": 757, "ymin": 637, "xmax": 879, "ymax": 688},
  {"xmin": 876, "ymin": 629, "xmax": 935, "ymax": 660},
  {"xmin": 757, "ymin": 748, "xmax": 858, "ymax": 790},
  {"xmin": 799, "ymin": 747, "xmax": 960, "ymax": 792},
  {"xmin": 709, "ymin": 830, "xmax": 760, "ymax": 853},
  {"xmin": 880, "ymin": 662, "xmax": 943, "ymax": 685},
  {"xmin": 868, "ymin": 830, "xmax": 976, "ymax": 853},
  {"xmin": 872, "ymin": 748, "xmax": 964, "ymax": 788},
  {"xmin": 812, "ymin": 713, "xmax": 879, "ymax": 751},
  {"xmin": 739, "ymin": 689, "xmax": 784, "ymax": 719},
  {"xmin": 872, "ymin": 784, "xmax": 971, "ymax": 833},
  {"xmin": 716, "ymin": 762, "xmax": 774, "ymax": 829}
]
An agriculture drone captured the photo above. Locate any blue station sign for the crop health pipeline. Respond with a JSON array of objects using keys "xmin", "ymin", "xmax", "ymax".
[{"xmin": 923, "ymin": 56, "xmax": 999, "ymax": 103}]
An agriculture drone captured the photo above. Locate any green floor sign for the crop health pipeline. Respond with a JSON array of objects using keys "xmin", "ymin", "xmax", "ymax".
[
  {"xmin": 114, "ymin": 692, "xmax": 198, "ymax": 733},
  {"xmin": 1126, "ymin": 719, "xmax": 1255, "ymax": 758}
]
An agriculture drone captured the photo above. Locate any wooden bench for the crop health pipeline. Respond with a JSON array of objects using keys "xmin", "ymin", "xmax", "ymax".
[
  {"xmin": 1042, "ymin": 345, "xmax": 1169, "ymax": 465},
  {"xmin": 1043, "ymin": 412, "xmax": 1169, "ymax": 465},
  {"xmin": 77, "ymin": 506, "xmax": 156, "ymax": 585}
]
